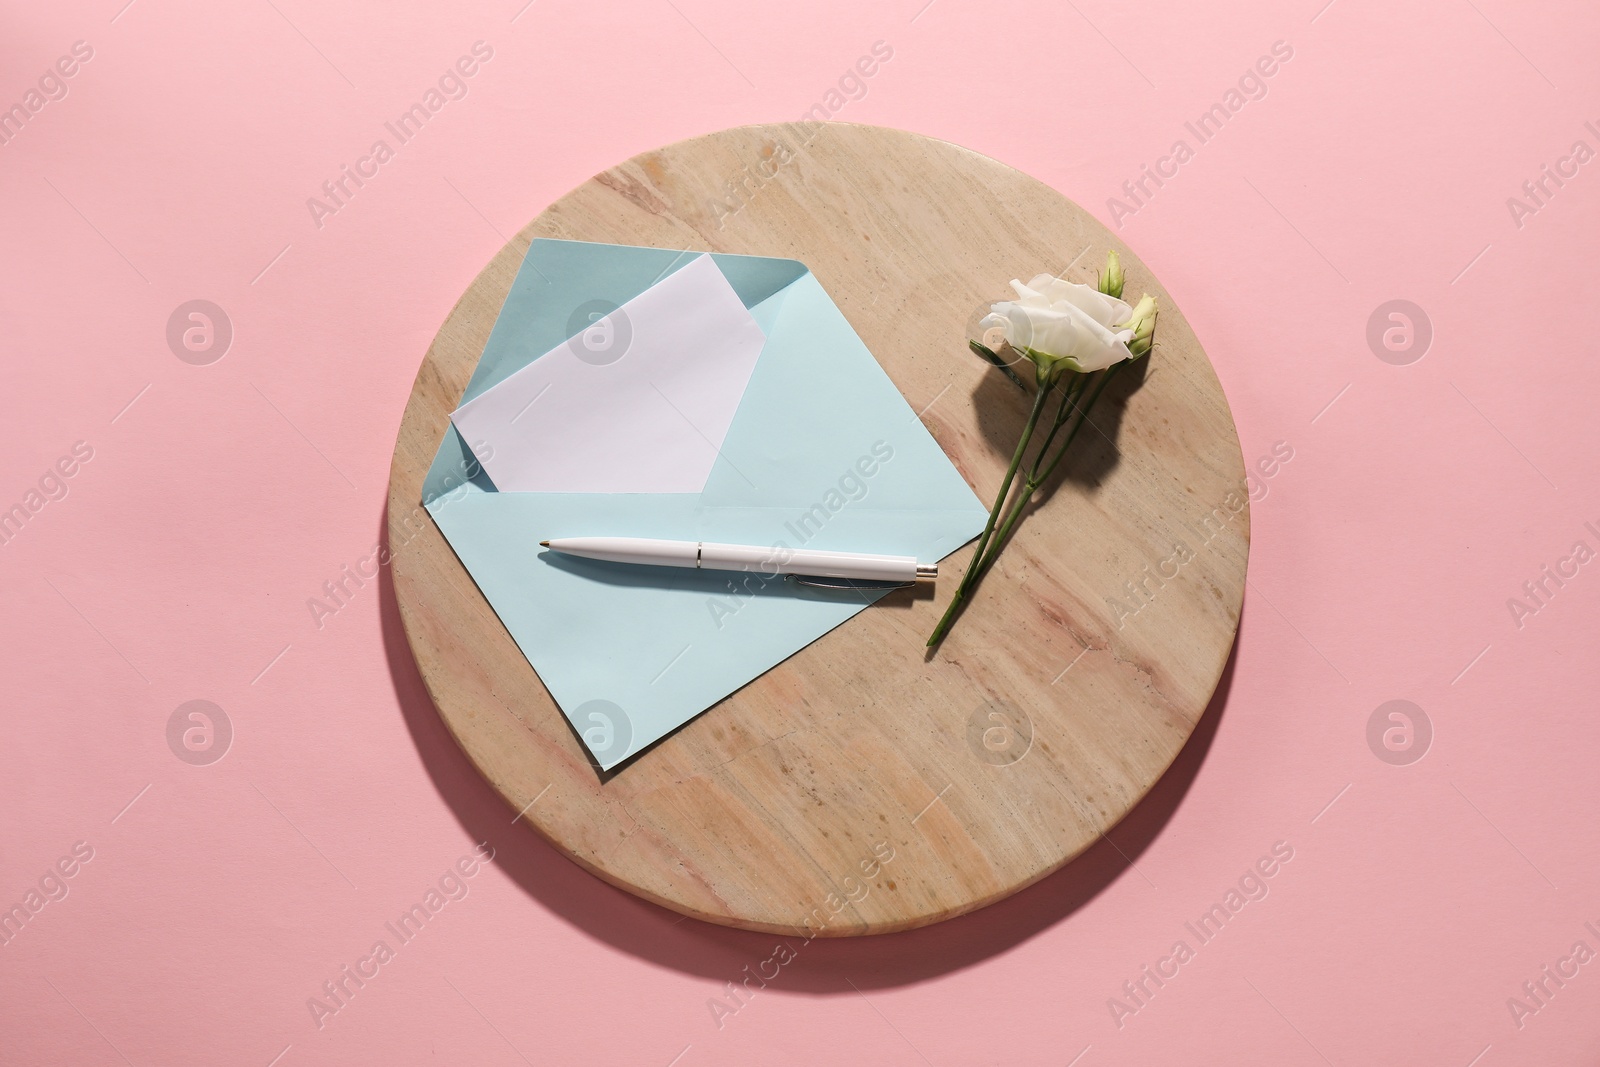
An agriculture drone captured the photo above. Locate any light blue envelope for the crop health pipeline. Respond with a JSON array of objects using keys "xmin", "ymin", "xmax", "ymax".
[{"xmin": 422, "ymin": 239, "xmax": 988, "ymax": 769}]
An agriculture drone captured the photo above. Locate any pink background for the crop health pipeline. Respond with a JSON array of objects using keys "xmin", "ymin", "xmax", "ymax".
[{"xmin": 3, "ymin": 0, "xmax": 1598, "ymax": 1063}]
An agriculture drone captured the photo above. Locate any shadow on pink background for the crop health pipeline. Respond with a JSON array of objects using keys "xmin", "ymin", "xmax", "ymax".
[{"xmin": 3, "ymin": 0, "xmax": 1599, "ymax": 1064}]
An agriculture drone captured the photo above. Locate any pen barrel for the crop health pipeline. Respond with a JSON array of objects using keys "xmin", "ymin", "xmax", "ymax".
[
  {"xmin": 547, "ymin": 537, "xmax": 701, "ymax": 568},
  {"xmin": 700, "ymin": 542, "xmax": 922, "ymax": 583},
  {"xmin": 546, "ymin": 538, "xmax": 934, "ymax": 583}
]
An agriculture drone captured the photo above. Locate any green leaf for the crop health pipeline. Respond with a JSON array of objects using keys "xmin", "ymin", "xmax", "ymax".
[{"xmin": 968, "ymin": 339, "xmax": 1029, "ymax": 392}]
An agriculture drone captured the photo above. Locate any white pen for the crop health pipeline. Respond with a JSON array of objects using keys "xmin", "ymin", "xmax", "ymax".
[{"xmin": 539, "ymin": 536, "xmax": 937, "ymax": 584}]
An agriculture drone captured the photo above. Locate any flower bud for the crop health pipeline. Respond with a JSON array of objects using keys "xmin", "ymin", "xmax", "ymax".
[
  {"xmin": 1119, "ymin": 294, "xmax": 1158, "ymax": 359},
  {"xmin": 1098, "ymin": 251, "xmax": 1125, "ymax": 300}
]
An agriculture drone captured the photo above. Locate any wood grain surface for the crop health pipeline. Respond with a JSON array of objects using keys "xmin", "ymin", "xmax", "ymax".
[{"xmin": 385, "ymin": 122, "xmax": 1248, "ymax": 936}]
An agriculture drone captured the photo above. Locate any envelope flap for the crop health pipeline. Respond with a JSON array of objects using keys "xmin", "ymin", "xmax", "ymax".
[
  {"xmin": 424, "ymin": 240, "xmax": 810, "ymax": 503},
  {"xmin": 462, "ymin": 240, "xmax": 809, "ymax": 402},
  {"xmin": 701, "ymin": 271, "xmax": 981, "ymax": 515}
]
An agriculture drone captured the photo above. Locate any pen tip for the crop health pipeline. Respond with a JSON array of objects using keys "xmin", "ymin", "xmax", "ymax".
[{"xmin": 538, "ymin": 540, "xmax": 550, "ymax": 547}]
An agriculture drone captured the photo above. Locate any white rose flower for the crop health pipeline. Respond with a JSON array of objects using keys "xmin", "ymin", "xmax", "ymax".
[{"xmin": 981, "ymin": 274, "xmax": 1137, "ymax": 382}]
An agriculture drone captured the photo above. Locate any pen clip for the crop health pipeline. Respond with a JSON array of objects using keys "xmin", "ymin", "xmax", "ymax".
[{"xmin": 786, "ymin": 574, "xmax": 913, "ymax": 592}]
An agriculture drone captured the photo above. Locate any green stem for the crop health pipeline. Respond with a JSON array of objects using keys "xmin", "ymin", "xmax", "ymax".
[
  {"xmin": 959, "ymin": 379, "xmax": 1054, "ymax": 587},
  {"xmin": 926, "ymin": 380, "xmax": 1055, "ymax": 649},
  {"xmin": 1027, "ymin": 373, "xmax": 1087, "ymax": 482},
  {"xmin": 1032, "ymin": 361, "xmax": 1128, "ymax": 488},
  {"xmin": 969, "ymin": 361, "xmax": 1130, "ymax": 586}
]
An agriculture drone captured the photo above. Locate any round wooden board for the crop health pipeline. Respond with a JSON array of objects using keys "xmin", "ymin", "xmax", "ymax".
[{"xmin": 387, "ymin": 123, "xmax": 1248, "ymax": 936}]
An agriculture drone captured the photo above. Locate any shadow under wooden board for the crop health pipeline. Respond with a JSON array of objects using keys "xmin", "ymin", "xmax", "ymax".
[{"xmin": 386, "ymin": 122, "xmax": 1248, "ymax": 936}]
